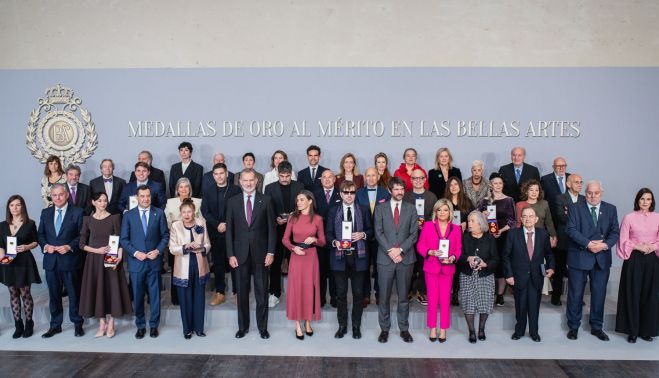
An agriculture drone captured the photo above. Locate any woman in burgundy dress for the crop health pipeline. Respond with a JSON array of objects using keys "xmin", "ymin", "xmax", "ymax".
[{"xmin": 282, "ymin": 190, "xmax": 326, "ymax": 340}]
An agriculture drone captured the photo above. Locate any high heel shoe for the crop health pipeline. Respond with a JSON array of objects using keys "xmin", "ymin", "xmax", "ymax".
[
  {"xmin": 106, "ymin": 318, "xmax": 115, "ymax": 338},
  {"xmin": 469, "ymin": 331, "xmax": 477, "ymax": 344},
  {"xmin": 295, "ymin": 329, "xmax": 304, "ymax": 340},
  {"xmin": 438, "ymin": 330, "xmax": 447, "ymax": 343},
  {"xmin": 478, "ymin": 330, "xmax": 486, "ymax": 341},
  {"xmin": 305, "ymin": 322, "xmax": 313, "ymax": 336},
  {"xmin": 95, "ymin": 321, "xmax": 107, "ymax": 338}
]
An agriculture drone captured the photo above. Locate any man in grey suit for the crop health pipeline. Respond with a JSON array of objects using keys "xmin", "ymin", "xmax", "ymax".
[{"xmin": 374, "ymin": 176, "xmax": 419, "ymax": 343}]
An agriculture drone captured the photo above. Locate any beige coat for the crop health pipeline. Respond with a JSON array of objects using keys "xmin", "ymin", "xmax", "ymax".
[{"xmin": 169, "ymin": 218, "xmax": 211, "ymax": 287}]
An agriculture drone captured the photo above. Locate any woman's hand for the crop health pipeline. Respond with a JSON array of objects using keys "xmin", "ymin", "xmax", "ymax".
[
  {"xmin": 293, "ymin": 246, "xmax": 306, "ymax": 256},
  {"xmin": 97, "ymin": 246, "xmax": 111, "ymax": 254},
  {"xmin": 550, "ymin": 236, "xmax": 558, "ymax": 248},
  {"xmin": 187, "ymin": 242, "xmax": 200, "ymax": 250},
  {"xmin": 303, "ymin": 237, "xmax": 317, "ymax": 245}
]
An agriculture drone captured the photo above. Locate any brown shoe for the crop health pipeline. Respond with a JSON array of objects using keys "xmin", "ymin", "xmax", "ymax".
[{"xmin": 210, "ymin": 293, "xmax": 225, "ymax": 306}]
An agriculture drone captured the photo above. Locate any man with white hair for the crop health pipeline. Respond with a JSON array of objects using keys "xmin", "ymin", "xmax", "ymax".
[
  {"xmin": 565, "ymin": 180, "xmax": 619, "ymax": 341},
  {"xmin": 498, "ymin": 147, "xmax": 540, "ymax": 202},
  {"xmin": 463, "ymin": 160, "xmax": 490, "ymax": 208}
]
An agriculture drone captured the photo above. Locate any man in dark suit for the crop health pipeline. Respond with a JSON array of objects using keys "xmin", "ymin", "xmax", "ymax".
[
  {"xmin": 504, "ymin": 206, "xmax": 555, "ymax": 342},
  {"xmin": 326, "ymin": 180, "xmax": 373, "ymax": 339},
  {"xmin": 551, "ymin": 173, "xmax": 585, "ymax": 306},
  {"xmin": 37, "ymin": 184, "xmax": 85, "ymax": 338},
  {"xmin": 356, "ymin": 167, "xmax": 391, "ymax": 307},
  {"xmin": 120, "ymin": 185, "xmax": 169, "ymax": 339},
  {"xmin": 129, "ymin": 150, "xmax": 167, "ymax": 192},
  {"xmin": 297, "ymin": 145, "xmax": 327, "ymax": 192},
  {"xmin": 374, "ymin": 177, "xmax": 418, "ymax": 343},
  {"xmin": 540, "ymin": 157, "xmax": 570, "ymax": 217},
  {"xmin": 64, "ymin": 164, "xmax": 91, "ymax": 215},
  {"xmin": 264, "ymin": 161, "xmax": 304, "ymax": 307},
  {"xmin": 226, "ymin": 169, "xmax": 276, "ymax": 339},
  {"xmin": 565, "ymin": 180, "xmax": 619, "ymax": 342},
  {"xmin": 312, "ymin": 169, "xmax": 341, "ymax": 307},
  {"xmin": 201, "ymin": 162, "xmax": 241, "ymax": 306},
  {"xmin": 120, "ymin": 162, "xmax": 167, "ymax": 212},
  {"xmin": 498, "ymin": 146, "xmax": 540, "ymax": 202},
  {"xmin": 234, "ymin": 152, "xmax": 264, "ymax": 193},
  {"xmin": 89, "ymin": 158, "xmax": 126, "ymax": 215},
  {"xmin": 169, "ymin": 141, "xmax": 204, "ymax": 198},
  {"xmin": 201, "ymin": 153, "xmax": 235, "ymax": 196}
]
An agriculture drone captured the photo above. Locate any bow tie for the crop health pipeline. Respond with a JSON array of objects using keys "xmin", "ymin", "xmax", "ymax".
[
  {"xmin": 367, "ymin": 189, "xmax": 376, "ymax": 192},
  {"xmin": 104, "ymin": 178, "xmax": 113, "ymax": 183}
]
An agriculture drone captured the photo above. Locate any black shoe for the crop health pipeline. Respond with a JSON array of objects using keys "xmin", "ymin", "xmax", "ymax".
[
  {"xmin": 150, "ymin": 328, "xmax": 159, "ymax": 338},
  {"xmin": 567, "ymin": 329, "xmax": 578, "ymax": 340},
  {"xmin": 42, "ymin": 326, "xmax": 62, "ymax": 338},
  {"xmin": 305, "ymin": 328, "xmax": 314, "ymax": 337},
  {"xmin": 135, "ymin": 328, "xmax": 146, "ymax": 339},
  {"xmin": 23, "ymin": 319, "xmax": 34, "ymax": 338},
  {"xmin": 330, "ymin": 298, "xmax": 337, "ymax": 308},
  {"xmin": 591, "ymin": 329, "xmax": 609, "ymax": 341},
  {"xmin": 641, "ymin": 336, "xmax": 654, "ymax": 342},
  {"xmin": 13, "ymin": 320, "xmax": 24, "ymax": 339},
  {"xmin": 495, "ymin": 295, "xmax": 504, "ymax": 307},
  {"xmin": 235, "ymin": 329, "xmax": 248, "ymax": 338},
  {"xmin": 352, "ymin": 327, "xmax": 362, "ymax": 339},
  {"xmin": 74, "ymin": 324, "xmax": 85, "ymax": 337},
  {"xmin": 295, "ymin": 329, "xmax": 304, "ymax": 340},
  {"xmin": 429, "ymin": 333, "xmax": 437, "ymax": 342},
  {"xmin": 478, "ymin": 330, "xmax": 486, "ymax": 341},
  {"xmin": 400, "ymin": 330, "xmax": 413, "ymax": 343},
  {"xmin": 511, "ymin": 333, "xmax": 521, "ymax": 340},
  {"xmin": 260, "ymin": 329, "xmax": 270, "ymax": 339},
  {"xmin": 531, "ymin": 334, "xmax": 541, "ymax": 342},
  {"xmin": 184, "ymin": 333, "xmax": 192, "ymax": 340},
  {"xmin": 195, "ymin": 331, "xmax": 206, "ymax": 337},
  {"xmin": 628, "ymin": 335, "xmax": 637, "ymax": 343},
  {"xmin": 335, "ymin": 326, "xmax": 347, "ymax": 339},
  {"xmin": 468, "ymin": 331, "xmax": 477, "ymax": 344},
  {"xmin": 378, "ymin": 330, "xmax": 389, "ymax": 343},
  {"xmin": 551, "ymin": 297, "xmax": 562, "ymax": 306}
]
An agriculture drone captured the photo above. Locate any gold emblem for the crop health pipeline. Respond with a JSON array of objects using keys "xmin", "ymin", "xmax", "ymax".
[{"xmin": 26, "ymin": 84, "xmax": 98, "ymax": 166}]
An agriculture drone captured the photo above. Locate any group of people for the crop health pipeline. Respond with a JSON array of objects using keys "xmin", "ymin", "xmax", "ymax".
[{"xmin": 0, "ymin": 143, "xmax": 656, "ymax": 346}]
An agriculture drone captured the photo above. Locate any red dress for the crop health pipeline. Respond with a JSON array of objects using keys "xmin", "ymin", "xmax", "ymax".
[{"xmin": 282, "ymin": 214, "xmax": 326, "ymax": 321}]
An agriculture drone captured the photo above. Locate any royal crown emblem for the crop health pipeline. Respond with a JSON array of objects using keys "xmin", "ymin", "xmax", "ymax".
[{"xmin": 26, "ymin": 84, "xmax": 98, "ymax": 167}]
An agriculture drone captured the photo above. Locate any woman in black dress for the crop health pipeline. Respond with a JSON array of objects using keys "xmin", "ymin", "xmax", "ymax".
[
  {"xmin": 0, "ymin": 195, "xmax": 42, "ymax": 338},
  {"xmin": 428, "ymin": 147, "xmax": 462, "ymax": 199},
  {"xmin": 79, "ymin": 192, "xmax": 132, "ymax": 338}
]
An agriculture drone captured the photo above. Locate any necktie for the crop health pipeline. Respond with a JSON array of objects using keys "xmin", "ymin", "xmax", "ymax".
[
  {"xmin": 246, "ymin": 195, "xmax": 253, "ymax": 225},
  {"xmin": 311, "ymin": 167, "xmax": 316, "ymax": 180},
  {"xmin": 70, "ymin": 187, "xmax": 77, "ymax": 204},
  {"xmin": 515, "ymin": 168, "xmax": 521, "ymax": 184},
  {"xmin": 590, "ymin": 206, "xmax": 598, "ymax": 226},
  {"xmin": 325, "ymin": 190, "xmax": 331, "ymax": 204},
  {"xmin": 394, "ymin": 203, "xmax": 400, "ymax": 227},
  {"xmin": 347, "ymin": 206, "xmax": 352, "ymax": 222},
  {"xmin": 104, "ymin": 178, "xmax": 112, "ymax": 183},
  {"xmin": 370, "ymin": 200, "xmax": 375, "ymax": 214},
  {"xmin": 526, "ymin": 231, "xmax": 534, "ymax": 259},
  {"xmin": 558, "ymin": 176, "xmax": 565, "ymax": 194},
  {"xmin": 55, "ymin": 209, "xmax": 63, "ymax": 235},
  {"xmin": 141, "ymin": 210, "xmax": 148, "ymax": 235},
  {"xmin": 367, "ymin": 188, "xmax": 376, "ymax": 191}
]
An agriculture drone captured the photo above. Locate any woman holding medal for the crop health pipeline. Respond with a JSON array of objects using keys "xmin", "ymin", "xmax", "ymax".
[
  {"xmin": 457, "ymin": 211, "xmax": 498, "ymax": 343},
  {"xmin": 416, "ymin": 198, "xmax": 462, "ymax": 342},
  {"xmin": 169, "ymin": 198, "xmax": 211, "ymax": 339},
  {"xmin": 79, "ymin": 192, "xmax": 132, "ymax": 338},
  {"xmin": 282, "ymin": 190, "xmax": 326, "ymax": 340},
  {"xmin": 0, "ymin": 195, "xmax": 41, "ymax": 338},
  {"xmin": 478, "ymin": 172, "xmax": 516, "ymax": 307}
]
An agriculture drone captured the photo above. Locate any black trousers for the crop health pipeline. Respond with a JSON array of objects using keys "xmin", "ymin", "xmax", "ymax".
[
  {"xmin": 210, "ymin": 235, "xmax": 237, "ymax": 294},
  {"xmin": 236, "ymin": 251, "xmax": 269, "ymax": 332},
  {"xmin": 513, "ymin": 278, "xmax": 542, "ymax": 337},
  {"xmin": 615, "ymin": 251, "xmax": 659, "ymax": 337},
  {"xmin": 317, "ymin": 246, "xmax": 336, "ymax": 305},
  {"xmin": 333, "ymin": 254, "xmax": 365, "ymax": 328},
  {"xmin": 269, "ymin": 226, "xmax": 285, "ymax": 298},
  {"xmin": 550, "ymin": 247, "xmax": 567, "ymax": 299}
]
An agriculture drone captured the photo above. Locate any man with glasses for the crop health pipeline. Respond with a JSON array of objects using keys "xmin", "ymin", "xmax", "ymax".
[{"xmin": 565, "ymin": 181, "xmax": 619, "ymax": 341}]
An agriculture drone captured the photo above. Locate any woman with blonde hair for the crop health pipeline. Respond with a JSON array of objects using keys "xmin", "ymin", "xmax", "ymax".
[{"xmin": 335, "ymin": 153, "xmax": 364, "ymax": 190}]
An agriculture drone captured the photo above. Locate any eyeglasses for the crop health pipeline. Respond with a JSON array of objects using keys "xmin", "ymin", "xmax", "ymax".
[
  {"xmin": 342, "ymin": 191, "xmax": 356, "ymax": 195},
  {"xmin": 411, "ymin": 177, "xmax": 425, "ymax": 180},
  {"xmin": 553, "ymin": 164, "xmax": 567, "ymax": 169}
]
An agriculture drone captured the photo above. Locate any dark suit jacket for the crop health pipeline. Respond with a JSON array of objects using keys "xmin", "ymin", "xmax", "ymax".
[
  {"xmin": 89, "ymin": 175, "xmax": 126, "ymax": 215},
  {"xmin": 374, "ymin": 201, "xmax": 418, "ymax": 266},
  {"xmin": 201, "ymin": 183, "xmax": 242, "ymax": 238},
  {"xmin": 169, "ymin": 160, "xmax": 204, "ymax": 199},
  {"xmin": 297, "ymin": 165, "xmax": 328, "ymax": 192},
  {"xmin": 554, "ymin": 192, "xmax": 585, "ymax": 250},
  {"xmin": 119, "ymin": 206, "xmax": 169, "ymax": 273},
  {"xmin": 225, "ymin": 193, "xmax": 276, "ymax": 265},
  {"xmin": 325, "ymin": 203, "xmax": 373, "ymax": 272},
  {"xmin": 498, "ymin": 163, "xmax": 540, "ymax": 202},
  {"xmin": 37, "ymin": 205, "xmax": 84, "ymax": 271},
  {"xmin": 565, "ymin": 201, "xmax": 619, "ymax": 270},
  {"xmin": 119, "ymin": 180, "xmax": 167, "ymax": 212},
  {"xmin": 503, "ymin": 227, "xmax": 555, "ymax": 289},
  {"xmin": 540, "ymin": 172, "xmax": 571, "ymax": 222},
  {"xmin": 66, "ymin": 182, "xmax": 91, "ymax": 215},
  {"xmin": 264, "ymin": 181, "xmax": 305, "ymax": 217},
  {"xmin": 201, "ymin": 170, "xmax": 235, "ymax": 197},
  {"xmin": 313, "ymin": 187, "xmax": 342, "ymax": 220},
  {"xmin": 355, "ymin": 186, "xmax": 391, "ymax": 219},
  {"xmin": 129, "ymin": 166, "xmax": 166, "ymax": 191}
]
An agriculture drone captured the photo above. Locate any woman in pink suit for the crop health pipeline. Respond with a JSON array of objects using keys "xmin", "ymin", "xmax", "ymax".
[
  {"xmin": 417, "ymin": 198, "xmax": 462, "ymax": 342},
  {"xmin": 282, "ymin": 190, "xmax": 326, "ymax": 340}
]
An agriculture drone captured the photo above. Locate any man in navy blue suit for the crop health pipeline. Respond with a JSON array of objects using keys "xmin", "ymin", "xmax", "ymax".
[
  {"xmin": 355, "ymin": 167, "xmax": 391, "ymax": 307},
  {"xmin": 312, "ymin": 169, "xmax": 341, "ymax": 307},
  {"xmin": 120, "ymin": 162, "xmax": 167, "ymax": 212},
  {"xmin": 565, "ymin": 180, "xmax": 619, "ymax": 341},
  {"xmin": 504, "ymin": 207, "xmax": 555, "ymax": 342},
  {"xmin": 37, "ymin": 184, "xmax": 85, "ymax": 338},
  {"xmin": 297, "ymin": 145, "xmax": 327, "ymax": 192},
  {"xmin": 120, "ymin": 185, "xmax": 169, "ymax": 339},
  {"xmin": 201, "ymin": 153, "xmax": 235, "ymax": 196}
]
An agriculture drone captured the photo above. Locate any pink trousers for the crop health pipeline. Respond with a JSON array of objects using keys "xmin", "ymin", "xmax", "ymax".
[{"xmin": 425, "ymin": 271, "xmax": 454, "ymax": 329}]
